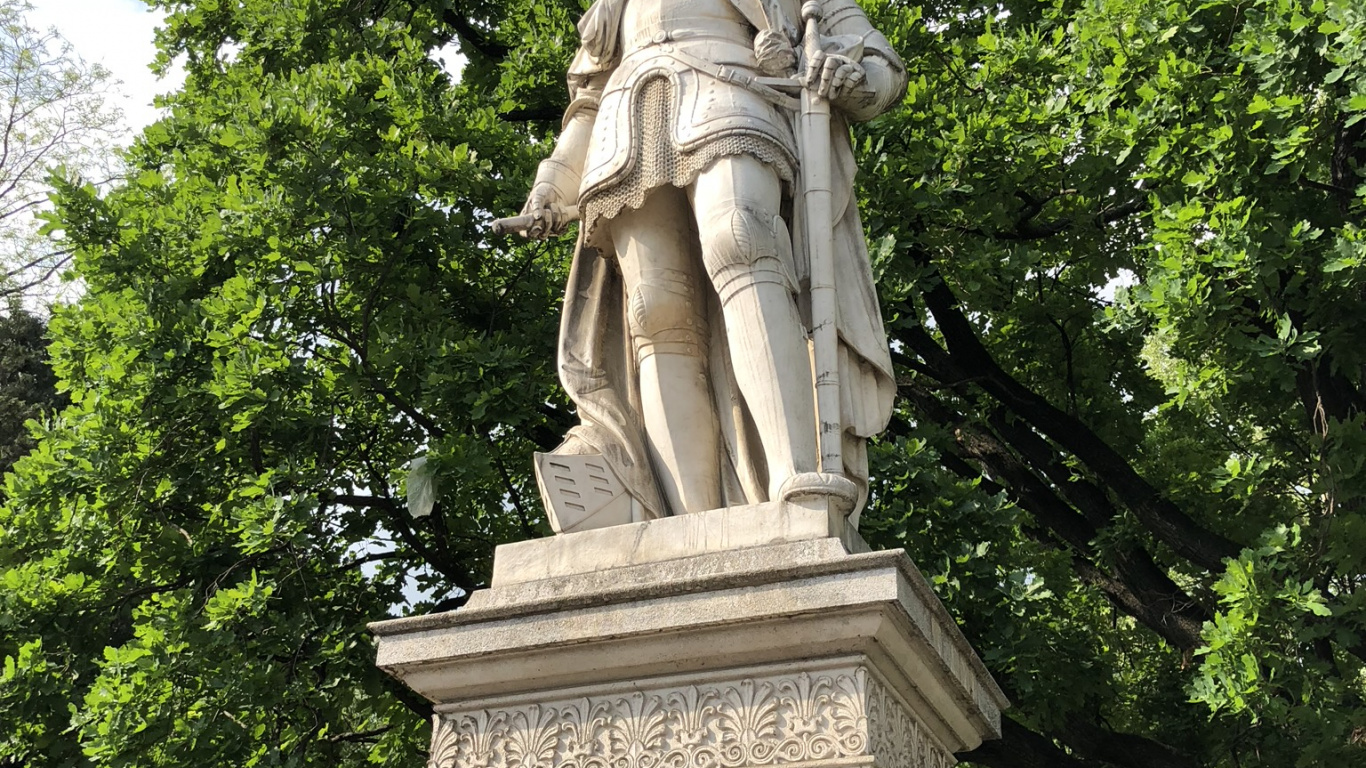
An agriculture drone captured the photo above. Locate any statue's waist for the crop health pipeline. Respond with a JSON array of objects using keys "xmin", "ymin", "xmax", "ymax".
[
  {"xmin": 608, "ymin": 42, "xmax": 762, "ymax": 92},
  {"xmin": 603, "ymin": 44, "xmax": 797, "ymax": 112},
  {"xmin": 617, "ymin": 25, "xmax": 758, "ymax": 69}
]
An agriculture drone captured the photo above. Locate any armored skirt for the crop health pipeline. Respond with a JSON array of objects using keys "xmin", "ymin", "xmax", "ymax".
[{"xmin": 579, "ymin": 43, "xmax": 799, "ymax": 250}]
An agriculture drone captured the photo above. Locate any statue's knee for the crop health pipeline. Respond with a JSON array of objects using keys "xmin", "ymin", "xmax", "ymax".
[
  {"xmin": 700, "ymin": 205, "xmax": 796, "ymax": 303},
  {"xmin": 627, "ymin": 268, "xmax": 706, "ymax": 358}
]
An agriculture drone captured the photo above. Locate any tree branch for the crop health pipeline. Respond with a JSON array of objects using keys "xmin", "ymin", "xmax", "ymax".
[
  {"xmin": 899, "ymin": 377, "xmax": 1209, "ymax": 651},
  {"xmin": 325, "ymin": 726, "xmax": 395, "ymax": 744},
  {"xmin": 440, "ymin": 9, "xmax": 510, "ymax": 61},
  {"xmin": 973, "ymin": 196, "xmax": 1147, "ymax": 242},
  {"xmin": 1059, "ymin": 715, "xmax": 1199, "ymax": 768},
  {"xmin": 901, "ymin": 262, "xmax": 1243, "ymax": 571},
  {"xmin": 499, "ymin": 105, "xmax": 564, "ymax": 123},
  {"xmin": 959, "ymin": 718, "xmax": 1092, "ymax": 768},
  {"xmin": 961, "ymin": 711, "xmax": 1199, "ymax": 768}
]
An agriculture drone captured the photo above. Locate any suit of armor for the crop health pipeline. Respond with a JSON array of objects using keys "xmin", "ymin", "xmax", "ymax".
[{"xmin": 525, "ymin": 0, "xmax": 906, "ymax": 524}]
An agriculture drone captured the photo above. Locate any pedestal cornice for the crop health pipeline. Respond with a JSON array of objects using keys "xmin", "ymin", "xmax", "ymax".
[{"xmin": 371, "ymin": 506, "xmax": 1008, "ymax": 758}]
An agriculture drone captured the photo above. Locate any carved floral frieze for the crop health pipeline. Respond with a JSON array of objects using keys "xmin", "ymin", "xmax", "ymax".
[{"xmin": 427, "ymin": 667, "xmax": 952, "ymax": 768}]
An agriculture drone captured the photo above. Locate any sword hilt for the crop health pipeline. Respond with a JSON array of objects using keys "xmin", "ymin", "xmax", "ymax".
[
  {"xmin": 800, "ymin": 1, "xmax": 827, "ymax": 94},
  {"xmin": 801, "ymin": 1, "xmax": 823, "ymax": 52}
]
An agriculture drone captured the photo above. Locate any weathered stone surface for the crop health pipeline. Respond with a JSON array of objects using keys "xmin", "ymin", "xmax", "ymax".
[
  {"xmin": 424, "ymin": 662, "xmax": 954, "ymax": 768},
  {"xmin": 490, "ymin": 503, "xmax": 868, "ymax": 587},
  {"xmin": 382, "ymin": 2, "xmax": 1006, "ymax": 763},
  {"xmin": 370, "ymin": 519, "xmax": 1008, "ymax": 763},
  {"xmin": 501, "ymin": 0, "xmax": 910, "ymax": 527}
]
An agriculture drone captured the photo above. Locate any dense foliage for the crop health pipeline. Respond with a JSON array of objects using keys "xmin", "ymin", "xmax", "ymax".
[
  {"xmin": 0, "ymin": 306, "xmax": 64, "ymax": 489},
  {"xmin": 1, "ymin": 1, "xmax": 1363, "ymax": 767}
]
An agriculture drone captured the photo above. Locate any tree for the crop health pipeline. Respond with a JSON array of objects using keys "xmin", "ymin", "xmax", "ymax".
[
  {"xmin": 0, "ymin": 303, "xmax": 64, "ymax": 495},
  {"xmin": 0, "ymin": 0, "xmax": 122, "ymax": 303},
  {"xmin": 0, "ymin": 1, "xmax": 1362, "ymax": 768}
]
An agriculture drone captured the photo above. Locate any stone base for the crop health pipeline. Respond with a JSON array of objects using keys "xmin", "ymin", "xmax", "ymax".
[{"xmin": 370, "ymin": 505, "xmax": 1008, "ymax": 768}]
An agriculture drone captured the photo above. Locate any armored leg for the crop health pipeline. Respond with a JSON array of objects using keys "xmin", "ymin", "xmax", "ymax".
[
  {"xmin": 609, "ymin": 185, "xmax": 723, "ymax": 516},
  {"xmin": 690, "ymin": 154, "xmax": 817, "ymax": 500}
]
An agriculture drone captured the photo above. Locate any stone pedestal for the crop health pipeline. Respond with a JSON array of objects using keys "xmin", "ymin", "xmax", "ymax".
[{"xmin": 370, "ymin": 505, "xmax": 1008, "ymax": 768}]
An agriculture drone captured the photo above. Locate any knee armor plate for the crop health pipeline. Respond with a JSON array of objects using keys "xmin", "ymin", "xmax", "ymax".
[
  {"xmin": 628, "ymin": 267, "xmax": 707, "ymax": 359},
  {"xmin": 702, "ymin": 204, "xmax": 797, "ymax": 305}
]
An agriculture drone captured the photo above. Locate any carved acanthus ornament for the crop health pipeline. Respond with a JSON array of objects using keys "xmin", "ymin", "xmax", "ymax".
[{"xmin": 426, "ymin": 667, "xmax": 953, "ymax": 768}]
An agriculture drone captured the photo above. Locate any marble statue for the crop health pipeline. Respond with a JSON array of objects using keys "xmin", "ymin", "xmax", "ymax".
[{"xmin": 496, "ymin": 0, "xmax": 905, "ymax": 532}]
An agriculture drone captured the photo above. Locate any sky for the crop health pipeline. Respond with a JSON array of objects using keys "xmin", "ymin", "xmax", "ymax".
[
  {"xmin": 25, "ymin": 1, "xmax": 463, "ymax": 134},
  {"xmin": 27, "ymin": 0, "xmax": 183, "ymax": 134}
]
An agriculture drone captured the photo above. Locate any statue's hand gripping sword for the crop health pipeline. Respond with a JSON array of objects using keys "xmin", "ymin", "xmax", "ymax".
[{"xmin": 490, "ymin": 205, "xmax": 580, "ymax": 238}]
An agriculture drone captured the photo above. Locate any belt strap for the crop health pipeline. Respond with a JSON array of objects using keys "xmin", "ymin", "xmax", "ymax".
[{"xmin": 663, "ymin": 46, "xmax": 800, "ymax": 111}]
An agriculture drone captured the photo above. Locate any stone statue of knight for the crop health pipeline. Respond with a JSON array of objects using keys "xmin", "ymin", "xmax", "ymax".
[{"xmin": 519, "ymin": 0, "xmax": 905, "ymax": 530}]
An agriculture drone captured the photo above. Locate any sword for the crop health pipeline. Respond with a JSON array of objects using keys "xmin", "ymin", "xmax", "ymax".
[{"xmin": 797, "ymin": 0, "xmax": 845, "ymax": 480}]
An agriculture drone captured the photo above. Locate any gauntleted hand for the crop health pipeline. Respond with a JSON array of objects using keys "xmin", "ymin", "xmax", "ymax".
[
  {"xmin": 520, "ymin": 183, "xmax": 571, "ymax": 240},
  {"xmin": 802, "ymin": 50, "xmax": 872, "ymax": 110}
]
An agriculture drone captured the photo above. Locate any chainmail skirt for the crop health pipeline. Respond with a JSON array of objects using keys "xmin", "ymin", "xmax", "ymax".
[{"xmin": 581, "ymin": 75, "xmax": 796, "ymax": 249}]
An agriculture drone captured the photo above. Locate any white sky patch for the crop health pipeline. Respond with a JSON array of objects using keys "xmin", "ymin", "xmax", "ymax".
[
  {"xmin": 28, "ymin": 0, "xmax": 184, "ymax": 133},
  {"xmin": 35, "ymin": 2, "xmax": 462, "ymax": 130},
  {"xmin": 433, "ymin": 40, "xmax": 465, "ymax": 71},
  {"xmin": 432, "ymin": 39, "xmax": 466, "ymax": 82},
  {"xmin": 342, "ymin": 525, "xmax": 452, "ymax": 615},
  {"xmin": 1097, "ymin": 268, "xmax": 1138, "ymax": 303}
]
